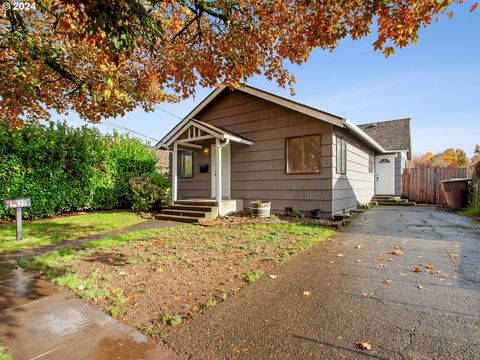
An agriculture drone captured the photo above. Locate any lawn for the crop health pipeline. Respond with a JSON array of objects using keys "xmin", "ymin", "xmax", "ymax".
[
  {"xmin": 0, "ymin": 211, "xmax": 145, "ymax": 253},
  {"xmin": 18, "ymin": 220, "xmax": 335, "ymax": 340}
]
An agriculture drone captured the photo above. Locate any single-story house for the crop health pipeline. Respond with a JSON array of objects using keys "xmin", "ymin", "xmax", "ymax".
[{"xmin": 156, "ymin": 86, "xmax": 411, "ymax": 219}]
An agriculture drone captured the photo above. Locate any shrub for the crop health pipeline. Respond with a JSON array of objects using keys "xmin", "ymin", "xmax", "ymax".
[
  {"xmin": 129, "ymin": 172, "xmax": 171, "ymax": 211},
  {"xmin": 0, "ymin": 121, "xmax": 158, "ymax": 220}
]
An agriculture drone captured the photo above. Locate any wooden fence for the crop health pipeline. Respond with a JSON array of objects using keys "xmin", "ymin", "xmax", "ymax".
[{"xmin": 402, "ymin": 167, "xmax": 467, "ymax": 205}]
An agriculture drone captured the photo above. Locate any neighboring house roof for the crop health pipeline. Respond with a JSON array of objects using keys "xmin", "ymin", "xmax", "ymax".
[
  {"xmin": 357, "ymin": 118, "xmax": 412, "ymax": 159},
  {"xmin": 157, "ymin": 85, "xmax": 387, "ymax": 153}
]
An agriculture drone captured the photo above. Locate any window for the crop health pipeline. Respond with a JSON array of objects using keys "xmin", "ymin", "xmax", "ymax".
[
  {"xmin": 369, "ymin": 155, "xmax": 374, "ymax": 173},
  {"xmin": 178, "ymin": 150, "xmax": 193, "ymax": 178},
  {"xmin": 336, "ymin": 136, "xmax": 347, "ymax": 175},
  {"xmin": 286, "ymin": 135, "xmax": 322, "ymax": 174}
]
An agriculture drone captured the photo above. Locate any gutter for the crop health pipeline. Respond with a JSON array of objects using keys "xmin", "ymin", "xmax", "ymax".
[{"xmin": 343, "ymin": 119, "xmax": 386, "ymax": 153}]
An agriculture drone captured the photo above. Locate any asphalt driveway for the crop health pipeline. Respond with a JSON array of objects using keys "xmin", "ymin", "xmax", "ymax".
[{"xmin": 167, "ymin": 206, "xmax": 480, "ymax": 359}]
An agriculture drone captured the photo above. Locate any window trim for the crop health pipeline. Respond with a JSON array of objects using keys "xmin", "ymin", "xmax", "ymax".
[
  {"xmin": 336, "ymin": 136, "xmax": 347, "ymax": 175},
  {"xmin": 285, "ymin": 134, "xmax": 322, "ymax": 175},
  {"xmin": 178, "ymin": 149, "xmax": 194, "ymax": 178},
  {"xmin": 368, "ymin": 154, "xmax": 374, "ymax": 173}
]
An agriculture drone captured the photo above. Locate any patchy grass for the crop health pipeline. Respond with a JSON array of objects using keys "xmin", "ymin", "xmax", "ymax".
[
  {"xmin": 0, "ymin": 211, "xmax": 145, "ymax": 253},
  {"xmin": 18, "ymin": 221, "xmax": 335, "ymax": 339},
  {"xmin": 460, "ymin": 206, "xmax": 480, "ymax": 221},
  {"xmin": 244, "ymin": 270, "xmax": 264, "ymax": 284},
  {"xmin": 0, "ymin": 342, "xmax": 11, "ymax": 360}
]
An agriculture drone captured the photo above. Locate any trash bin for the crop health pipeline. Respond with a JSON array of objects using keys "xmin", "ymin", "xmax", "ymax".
[{"xmin": 440, "ymin": 178, "xmax": 470, "ymax": 210}]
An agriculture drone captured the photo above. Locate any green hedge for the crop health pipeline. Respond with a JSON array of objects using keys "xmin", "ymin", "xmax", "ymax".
[{"xmin": 0, "ymin": 121, "xmax": 159, "ymax": 220}]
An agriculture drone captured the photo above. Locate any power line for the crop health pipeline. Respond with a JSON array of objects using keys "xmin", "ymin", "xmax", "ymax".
[
  {"xmin": 101, "ymin": 120, "xmax": 159, "ymax": 142},
  {"xmin": 156, "ymin": 106, "xmax": 183, "ymax": 120}
]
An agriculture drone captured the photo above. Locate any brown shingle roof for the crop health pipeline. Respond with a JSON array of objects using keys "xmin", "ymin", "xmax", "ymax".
[{"xmin": 357, "ymin": 118, "xmax": 411, "ymax": 157}]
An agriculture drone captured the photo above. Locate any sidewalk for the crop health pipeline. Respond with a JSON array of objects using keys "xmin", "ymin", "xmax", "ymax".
[{"xmin": 0, "ymin": 259, "xmax": 180, "ymax": 360}]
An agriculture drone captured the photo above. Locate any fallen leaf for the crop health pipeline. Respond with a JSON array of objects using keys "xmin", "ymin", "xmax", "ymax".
[
  {"xmin": 269, "ymin": 275, "xmax": 277, "ymax": 279},
  {"xmin": 413, "ymin": 267, "xmax": 422, "ymax": 273},
  {"xmin": 390, "ymin": 250, "xmax": 403, "ymax": 256},
  {"xmin": 354, "ymin": 245, "xmax": 361, "ymax": 249},
  {"xmin": 425, "ymin": 264, "xmax": 434, "ymax": 270},
  {"xmin": 417, "ymin": 285, "xmax": 423, "ymax": 289},
  {"xmin": 336, "ymin": 253, "xmax": 345, "ymax": 257},
  {"xmin": 383, "ymin": 279, "xmax": 392, "ymax": 285},
  {"xmin": 355, "ymin": 259, "xmax": 361, "ymax": 263},
  {"xmin": 303, "ymin": 291, "xmax": 312, "ymax": 297},
  {"xmin": 356, "ymin": 341, "xmax": 372, "ymax": 350}
]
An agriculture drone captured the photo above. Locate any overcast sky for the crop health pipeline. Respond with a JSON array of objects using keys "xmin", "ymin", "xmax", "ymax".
[{"xmin": 56, "ymin": 5, "xmax": 479, "ymax": 157}]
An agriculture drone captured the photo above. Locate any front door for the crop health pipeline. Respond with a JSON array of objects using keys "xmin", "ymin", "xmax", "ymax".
[
  {"xmin": 375, "ymin": 154, "xmax": 395, "ymax": 195},
  {"xmin": 211, "ymin": 143, "xmax": 231, "ymax": 198}
]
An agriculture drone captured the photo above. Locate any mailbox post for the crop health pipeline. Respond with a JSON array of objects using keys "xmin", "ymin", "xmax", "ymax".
[{"xmin": 4, "ymin": 198, "xmax": 31, "ymax": 241}]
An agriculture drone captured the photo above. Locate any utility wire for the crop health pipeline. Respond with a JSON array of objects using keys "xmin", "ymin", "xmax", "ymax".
[
  {"xmin": 101, "ymin": 120, "xmax": 160, "ymax": 142},
  {"xmin": 100, "ymin": 106, "xmax": 182, "ymax": 143}
]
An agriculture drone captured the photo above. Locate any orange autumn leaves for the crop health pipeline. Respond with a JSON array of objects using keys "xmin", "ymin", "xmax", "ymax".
[{"xmin": 0, "ymin": 0, "xmax": 477, "ymax": 126}]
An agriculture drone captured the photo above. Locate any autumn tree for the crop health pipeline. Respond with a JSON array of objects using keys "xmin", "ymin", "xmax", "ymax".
[
  {"xmin": 414, "ymin": 148, "xmax": 469, "ymax": 168},
  {"xmin": 0, "ymin": 0, "xmax": 478, "ymax": 126}
]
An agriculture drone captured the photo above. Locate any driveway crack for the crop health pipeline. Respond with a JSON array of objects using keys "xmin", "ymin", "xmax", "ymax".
[{"xmin": 398, "ymin": 312, "xmax": 423, "ymax": 359}]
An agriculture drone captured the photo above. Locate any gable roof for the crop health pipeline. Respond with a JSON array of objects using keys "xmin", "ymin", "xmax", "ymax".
[
  {"xmin": 358, "ymin": 118, "xmax": 412, "ymax": 159},
  {"xmin": 157, "ymin": 85, "xmax": 387, "ymax": 153}
]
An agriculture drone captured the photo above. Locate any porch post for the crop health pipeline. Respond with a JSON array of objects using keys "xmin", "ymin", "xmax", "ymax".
[
  {"xmin": 215, "ymin": 138, "xmax": 222, "ymax": 215},
  {"xmin": 172, "ymin": 141, "xmax": 178, "ymax": 204}
]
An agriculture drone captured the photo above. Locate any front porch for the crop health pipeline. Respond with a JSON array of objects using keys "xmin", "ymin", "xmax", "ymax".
[{"xmin": 158, "ymin": 118, "xmax": 252, "ymax": 221}]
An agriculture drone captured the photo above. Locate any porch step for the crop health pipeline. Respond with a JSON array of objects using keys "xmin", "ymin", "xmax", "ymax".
[
  {"xmin": 168, "ymin": 204, "xmax": 217, "ymax": 213},
  {"xmin": 370, "ymin": 195, "xmax": 416, "ymax": 206},
  {"xmin": 154, "ymin": 214, "xmax": 201, "ymax": 223},
  {"xmin": 174, "ymin": 200, "xmax": 217, "ymax": 206},
  {"xmin": 161, "ymin": 209, "xmax": 216, "ymax": 219}
]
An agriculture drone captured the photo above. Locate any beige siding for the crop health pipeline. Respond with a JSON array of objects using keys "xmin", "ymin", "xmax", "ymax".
[
  {"xmin": 332, "ymin": 128, "xmax": 375, "ymax": 214},
  {"xmin": 194, "ymin": 90, "xmax": 334, "ymax": 215}
]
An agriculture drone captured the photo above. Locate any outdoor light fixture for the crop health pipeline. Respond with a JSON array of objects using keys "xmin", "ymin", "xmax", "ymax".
[{"xmin": 203, "ymin": 146, "xmax": 210, "ymax": 155}]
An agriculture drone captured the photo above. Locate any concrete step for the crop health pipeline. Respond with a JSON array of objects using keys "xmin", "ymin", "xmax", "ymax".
[
  {"xmin": 376, "ymin": 201, "xmax": 417, "ymax": 206},
  {"xmin": 175, "ymin": 200, "xmax": 217, "ymax": 206},
  {"xmin": 372, "ymin": 195, "xmax": 401, "ymax": 201},
  {"xmin": 153, "ymin": 214, "xmax": 201, "ymax": 223},
  {"xmin": 168, "ymin": 204, "xmax": 217, "ymax": 213},
  {"xmin": 161, "ymin": 209, "xmax": 215, "ymax": 219}
]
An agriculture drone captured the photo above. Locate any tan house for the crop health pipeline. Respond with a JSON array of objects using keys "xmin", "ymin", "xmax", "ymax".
[{"xmin": 156, "ymin": 86, "xmax": 411, "ymax": 220}]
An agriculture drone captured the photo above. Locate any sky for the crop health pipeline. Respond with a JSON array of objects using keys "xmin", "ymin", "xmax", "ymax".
[{"xmin": 57, "ymin": 5, "xmax": 480, "ymax": 157}]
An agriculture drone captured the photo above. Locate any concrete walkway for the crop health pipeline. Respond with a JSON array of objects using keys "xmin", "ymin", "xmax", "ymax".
[
  {"xmin": 167, "ymin": 206, "xmax": 480, "ymax": 359},
  {"xmin": 0, "ymin": 219, "xmax": 181, "ymax": 360}
]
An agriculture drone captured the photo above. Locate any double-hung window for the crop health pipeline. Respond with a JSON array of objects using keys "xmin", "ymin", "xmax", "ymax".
[
  {"xmin": 286, "ymin": 135, "xmax": 322, "ymax": 174},
  {"xmin": 336, "ymin": 136, "xmax": 347, "ymax": 175}
]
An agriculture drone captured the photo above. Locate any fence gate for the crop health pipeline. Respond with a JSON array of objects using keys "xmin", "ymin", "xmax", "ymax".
[{"xmin": 402, "ymin": 167, "xmax": 467, "ymax": 205}]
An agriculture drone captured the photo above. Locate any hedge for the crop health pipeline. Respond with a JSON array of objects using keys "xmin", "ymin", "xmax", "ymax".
[{"xmin": 0, "ymin": 121, "xmax": 159, "ymax": 220}]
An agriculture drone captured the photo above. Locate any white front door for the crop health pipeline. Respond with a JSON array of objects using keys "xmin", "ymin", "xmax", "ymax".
[
  {"xmin": 211, "ymin": 143, "xmax": 231, "ymax": 198},
  {"xmin": 375, "ymin": 154, "xmax": 395, "ymax": 195}
]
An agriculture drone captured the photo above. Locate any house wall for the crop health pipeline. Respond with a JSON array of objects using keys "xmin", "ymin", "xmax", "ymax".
[
  {"xmin": 193, "ymin": 90, "xmax": 335, "ymax": 216},
  {"xmin": 331, "ymin": 128, "xmax": 375, "ymax": 215}
]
